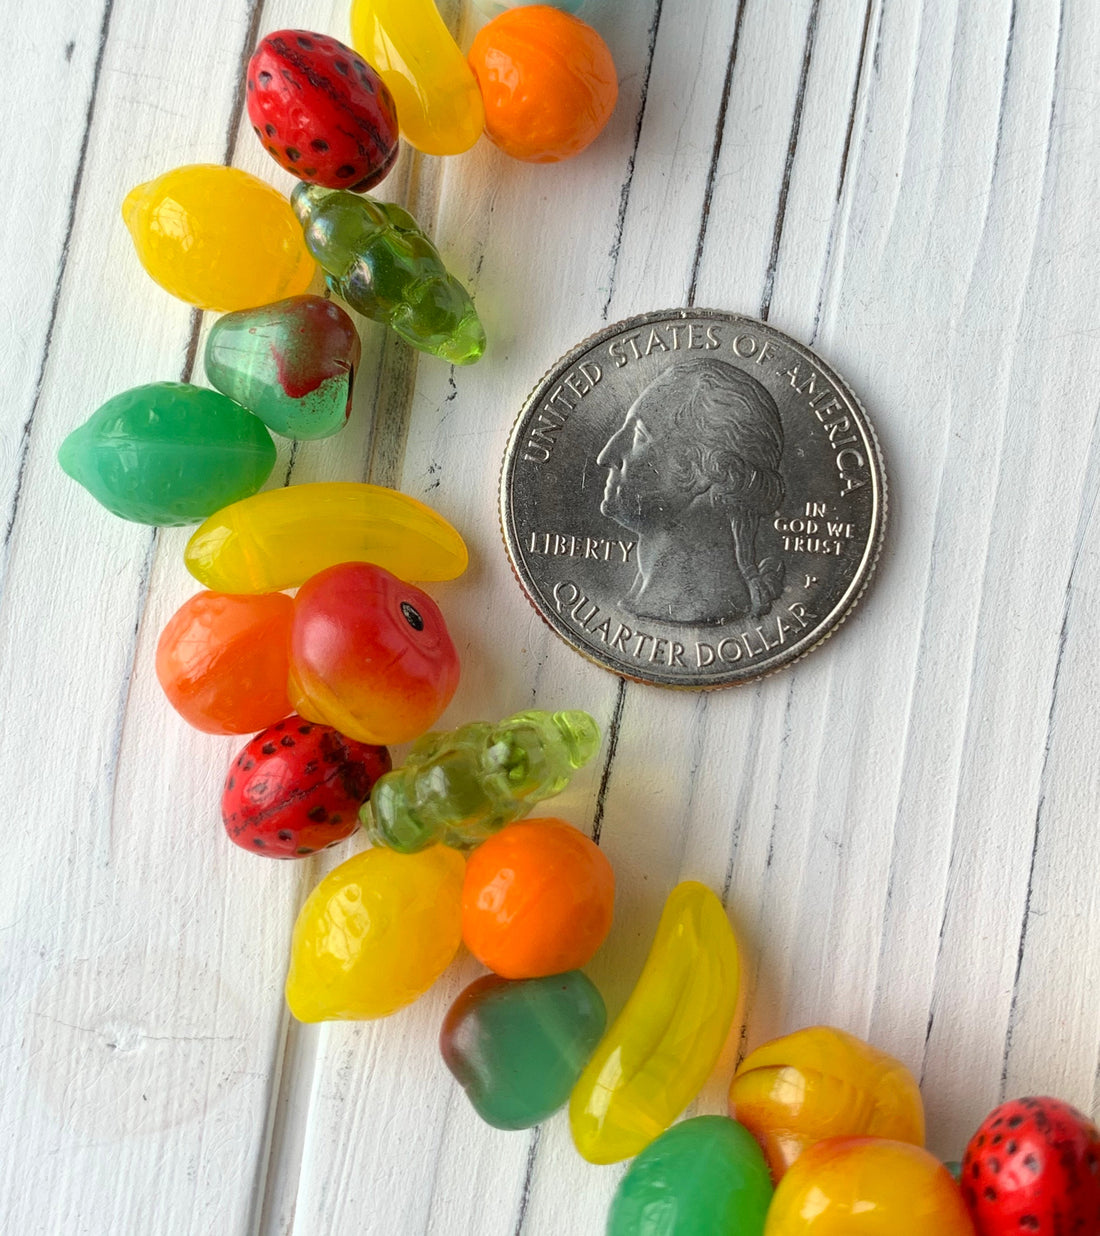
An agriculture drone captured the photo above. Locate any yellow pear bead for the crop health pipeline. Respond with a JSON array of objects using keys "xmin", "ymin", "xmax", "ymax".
[
  {"xmin": 184, "ymin": 481, "xmax": 469, "ymax": 593},
  {"xmin": 349, "ymin": 0, "xmax": 485, "ymax": 155},
  {"xmin": 285, "ymin": 845, "xmax": 466, "ymax": 1022},
  {"xmin": 729, "ymin": 1025, "xmax": 925, "ymax": 1180},
  {"xmin": 570, "ymin": 881, "xmax": 741, "ymax": 1164},
  {"xmin": 122, "ymin": 165, "xmax": 317, "ymax": 311}
]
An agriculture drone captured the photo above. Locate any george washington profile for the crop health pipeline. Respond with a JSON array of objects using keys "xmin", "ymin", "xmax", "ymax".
[{"xmin": 596, "ymin": 356, "xmax": 786, "ymax": 624}]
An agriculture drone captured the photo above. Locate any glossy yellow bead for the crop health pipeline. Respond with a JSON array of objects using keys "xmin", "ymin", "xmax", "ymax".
[
  {"xmin": 349, "ymin": 0, "xmax": 485, "ymax": 155},
  {"xmin": 184, "ymin": 481, "xmax": 469, "ymax": 593},
  {"xmin": 122, "ymin": 165, "xmax": 317, "ymax": 311},
  {"xmin": 728, "ymin": 1025, "xmax": 925, "ymax": 1180},
  {"xmin": 569, "ymin": 881, "xmax": 740, "ymax": 1164},
  {"xmin": 285, "ymin": 845, "xmax": 465, "ymax": 1021},
  {"xmin": 764, "ymin": 1138, "xmax": 976, "ymax": 1235}
]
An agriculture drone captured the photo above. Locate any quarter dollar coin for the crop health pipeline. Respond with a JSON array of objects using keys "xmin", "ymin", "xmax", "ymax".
[{"xmin": 499, "ymin": 309, "xmax": 887, "ymax": 688}]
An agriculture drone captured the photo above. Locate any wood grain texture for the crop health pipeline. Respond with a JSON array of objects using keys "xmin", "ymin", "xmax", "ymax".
[{"xmin": 2, "ymin": 0, "xmax": 1099, "ymax": 1231}]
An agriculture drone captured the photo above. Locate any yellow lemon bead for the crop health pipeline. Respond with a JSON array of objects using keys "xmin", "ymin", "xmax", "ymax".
[
  {"xmin": 122, "ymin": 164, "xmax": 317, "ymax": 311},
  {"xmin": 569, "ymin": 881, "xmax": 741, "ymax": 1164},
  {"xmin": 764, "ymin": 1138, "xmax": 976, "ymax": 1235},
  {"xmin": 285, "ymin": 845, "xmax": 466, "ymax": 1022},
  {"xmin": 349, "ymin": 0, "xmax": 485, "ymax": 155},
  {"xmin": 184, "ymin": 481, "xmax": 469, "ymax": 593}
]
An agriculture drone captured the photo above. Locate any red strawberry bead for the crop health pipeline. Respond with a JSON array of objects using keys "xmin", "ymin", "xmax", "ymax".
[
  {"xmin": 222, "ymin": 716, "xmax": 390, "ymax": 858},
  {"xmin": 247, "ymin": 30, "xmax": 399, "ymax": 192},
  {"xmin": 961, "ymin": 1096, "xmax": 1100, "ymax": 1234}
]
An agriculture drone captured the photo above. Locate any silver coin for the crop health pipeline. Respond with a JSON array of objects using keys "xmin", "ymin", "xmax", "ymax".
[{"xmin": 499, "ymin": 310, "xmax": 887, "ymax": 689}]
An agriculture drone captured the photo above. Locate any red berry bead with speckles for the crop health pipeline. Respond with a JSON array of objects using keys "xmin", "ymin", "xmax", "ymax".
[
  {"xmin": 961, "ymin": 1096, "xmax": 1100, "ymax": 1235},
  {"xmin": 247, "ymin": 30, "xmax": 399, "ymax": 192},
  {"xmin": 222, "ymin": 716, "xmax": 391, "ymax": 858}
]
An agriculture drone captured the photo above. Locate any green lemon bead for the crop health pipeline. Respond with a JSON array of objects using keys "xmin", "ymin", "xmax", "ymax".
[
  {"xmin": 440, "ymin": 972, "xmax": 607, "ymax": 1130},
  {"xmin": 205, "ymin": 296, "xmax": 362, "ymax": 441},
  {"xmin": 607, "ymin": 1116, "xmax": 773, "ymax": 1236},
  {"xmin": 58, "ymin": 382, "xmax": 275, "ymax": 525}
]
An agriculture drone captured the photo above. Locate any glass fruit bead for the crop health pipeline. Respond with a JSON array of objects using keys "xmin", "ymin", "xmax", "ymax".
[
  {"xmin": 440, "ymin": 971, "xmax": 606, "ymax": 1129},
  {"xmin": 607, "ymin": 1117, "xmax": 774, "ymax": 1236},
  {"xmin": 461, "ymin": 818, "xmax": 614, "ymax": 979},
  {"xmin": 349, "ymin": 0, "xmax": 485, "ymax": 155},
  {"xmin": 360, "ymin": 709, "xmax": 601, "ymax": 852},
  {"xmin": 728, "ymin": 1025, "xmax": 925, "ymax": 1180},
  {"xmin": 247, "ymin": 30, "xmax": 399, "ymax": 191},
  {"xmin": 570, "ymin": 881, "xmax": 741, "ymax": 1164},
  {"xmin": 468, "ymin": 6, "xmax": 618, "ymax": 162},
  {"xmin": 122, "ymin": 165, "xmax": 317, "ymax": 311},
  {"xmin": 155, "ymin": 590, "xmax": 293, "ymax": 735},
  {"xmin": 292, "ymin": 183, "xmax": 486, "ymax": 364},
  {"xmin": 285, "ymin": 844, "xmax": 465, "ymax": 1021},
  {"xmin": 763, "ymin": 1138, "xmax": 976, "ymax": 1235},
  {"xmin": 184, "ymin": 481, "xmax": 469, "ymax": 594},
  {"xmin": 222, "ymin": 717, "xmax": 391, "ymax": 858},
  {"xmin": 205, "ymin": 295, "xmax": 362, "ymax": 441},
  {"xmin": 59, "ymin": 382, "xmax": 276, "ymax": 526},
  {"xmin": 288, "ymin": 562, "xmax": 459, "ymax": 745}
]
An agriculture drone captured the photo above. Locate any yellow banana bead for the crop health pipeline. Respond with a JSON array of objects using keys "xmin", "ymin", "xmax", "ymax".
[
  {"xmin": 285, "ymin": 844, "xmax": 465, "ymax": 1021},
  {"xmin": 349, "ymin": 0, "xmax": 485, "ymax": 155},
  {"xmin": 184, "ymin": 481, "xmax": 469, "ymax": 593},
  {"xmin": 122, "ymin": 165, "xmax": 317, "ymax": 311},
  {"xmin": 570, "ymin": 881, "xmax": 741, "ymax": 1164}
]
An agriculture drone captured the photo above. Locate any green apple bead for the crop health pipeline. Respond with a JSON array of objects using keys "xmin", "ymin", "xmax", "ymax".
[
  {"xmin": 607, "ymin": 1116, "xmax": 773, "ymax": 1236},
  {"xmin": 58, "ymin": 382, "xmax": 275, "ymax": 525}
]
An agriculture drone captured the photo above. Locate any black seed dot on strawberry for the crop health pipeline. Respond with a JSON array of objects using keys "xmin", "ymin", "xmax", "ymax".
[
  {"xmin": 281, "ymin": 734, "xmax": 295, "ymax": 747},
  {"xmin": 258, "ymin": 70, "xmax": 272, "ymax": 84},
  {"xmin": 266, "ymin": 145, "xmax": 278, "ymax": 156},
  {"xmin": 1024, "ymin": 1153, "xmax": 1040, "ymax": 1173},
  {"xmin": 227, "ymin": 776, "xmax": 235, "ymax": 790},
  {"xmin": 1010, "ymin": 1116, "xmax": 1024, "ymax": 1127},
  {"xmin": 336, "ymin": 164, "xmax": 356, "ymax": 178},
  {"xmin": 978, "ymin": 1135, "xmax": 987, "ymax": 1147},
  {"xmin": 265, "ymin": 123, "xmax": 277, "ymax": 136},
  {"xmin": 303, "ymin": 168, "xmax": 317, "ymax": 177},
  {"xmin": 304, "ymin": 761, "xmax": 319, "ymax": 775},
  {"xmin": 307, "ymin": 806, "xmax": 328, "ymax": 822},
  {"xmin": 334, "ymin": 59, "xmax": 348, "ymax": 74},
  {"xmin": 262, "ymin": 742, "xmax": 277, "ymax": 755},
  {"xmin": 297, "ymin": 846, "xmax": 314, "ymax": 855},
  {"xmin": 972, "ymin": 1163, "xmax": 981, "ymax": 1178},
  {"xmin": 330, "ymin": 815, "xmax": 342, "ymax": 824},
  {"xmin": 310, "ymin": 138, "xmax": 329, "ymax": 152},
  {"xmin": 1020, "ymin": 1219, "xmax": 1039, "ymax": 1231},
  {"xmin": 299, "ymin": 724, "xmax": 314, "ymax": 734},
  {"xmin": 1008, "ymin": 1140, "xmax": 1018, "ymax": 1154},
  {"xmin": 243, "ymin": 759, "xmax": 255, "ymax": 770},
  {"xmin": 251, "ymin": 782, "xmax": 268, "ymax": 796},
  {"xmin": 990, "ymin": 1157, "xmax": 1001, "ymax": 1173},
  {"xmin": 984, "ymin": 1187, "xmax": 997, "ymax": 1201},
  {"xmin": 286, "ymin": 146, "xmax": 301, "ymax": 161},
  {"xmin": 253, "ymin": 837, "xmax": 265, "ymax": 847},
  {"xmin": 297, "ymin": 35, "xmax": 314, "ymax": 48},
  {"xmin": 994, "ymin": 1134, "xmax": 1003, "ymax": 1145},
  {"xmin": 277, "ymin": 830, "xmax": 293, "ymax": 841}
]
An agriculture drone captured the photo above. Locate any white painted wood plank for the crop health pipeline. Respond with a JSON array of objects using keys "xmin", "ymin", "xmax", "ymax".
[{"xmin": 5, "ymin": 0, "xmax": 1100, "ymax": 1233}]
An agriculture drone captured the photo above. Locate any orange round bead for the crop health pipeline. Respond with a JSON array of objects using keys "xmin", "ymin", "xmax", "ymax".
[
  {"xmin": 468, "ymin": 7, "xmax": 618, "ymax": 163},
  {"xmin": 462, "ymin": 817, "xmax": 615, "ymax": 978},
  {"xmin": 156, "ymin": 590, "xmax": 293, "ymax": 734}
]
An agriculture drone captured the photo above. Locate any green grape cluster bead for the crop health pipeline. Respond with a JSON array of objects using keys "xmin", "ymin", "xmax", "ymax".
[
  {"xmin": 360, "ymin": 709, "xmax": 600, "ymax": 853},
  {"xmin": 291, "ymin": 183, "xmax": 486, "ymax": 365}
]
